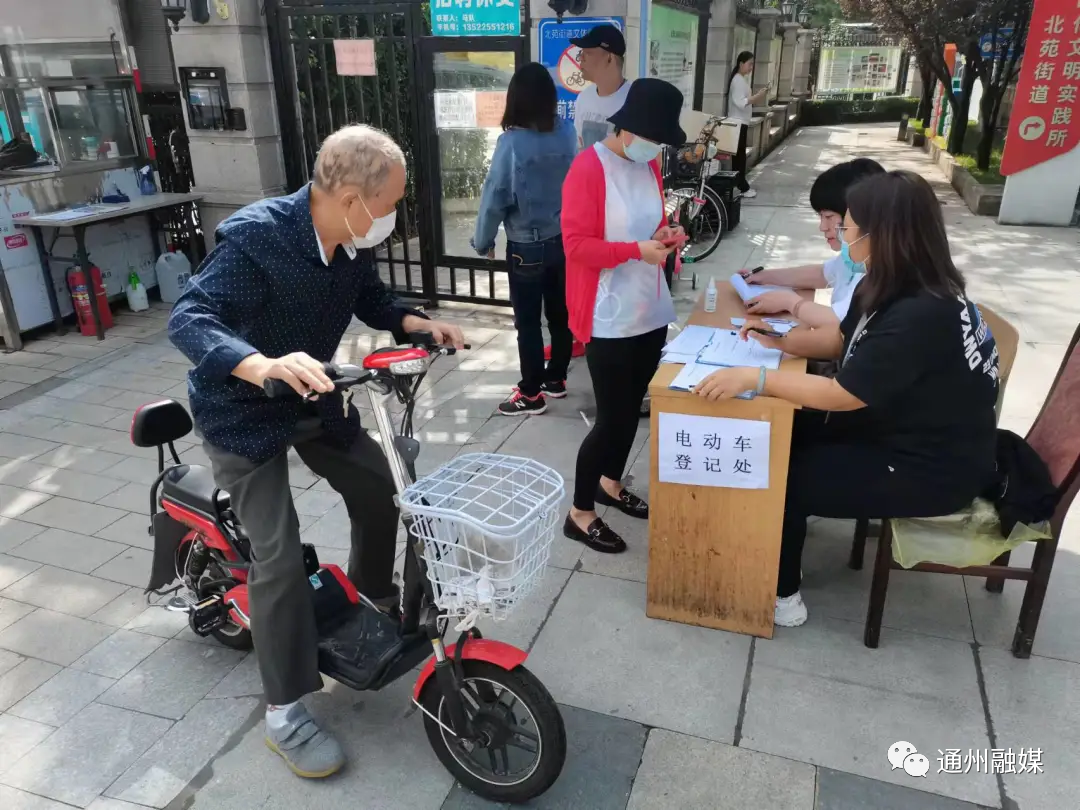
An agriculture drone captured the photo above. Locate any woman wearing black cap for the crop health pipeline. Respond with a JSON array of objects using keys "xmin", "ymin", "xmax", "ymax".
[{"xmin": 560, "ymin": 78, "xmax": 686, "ymax": 553}]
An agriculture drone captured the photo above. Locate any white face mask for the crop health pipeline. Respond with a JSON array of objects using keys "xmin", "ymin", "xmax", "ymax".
[{"xmin": 345, "ymin": 195, "xmax": 396, "ymax": 252}]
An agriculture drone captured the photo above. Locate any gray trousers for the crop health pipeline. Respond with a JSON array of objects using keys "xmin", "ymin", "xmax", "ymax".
[{"xmin": 204, "ymin": 426, "xmax": 399, "ymax": 705}]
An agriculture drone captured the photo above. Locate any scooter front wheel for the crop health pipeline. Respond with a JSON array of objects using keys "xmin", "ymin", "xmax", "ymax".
[{"xmin": 421, "ymin": 660, "xmax": 566, "ymax": 804}]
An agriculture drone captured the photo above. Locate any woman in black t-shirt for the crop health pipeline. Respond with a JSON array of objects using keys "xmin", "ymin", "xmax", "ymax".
[{"xmin": 693, "ymin": 171, "xmax": 1000, "ymax": 628}]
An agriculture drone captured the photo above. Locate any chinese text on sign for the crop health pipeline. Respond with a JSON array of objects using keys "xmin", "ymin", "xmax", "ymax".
[
  {"xmin": 658, "ymin": 413, "xmax": 770, "ymax": 490},
  {"xmin": 1000, "ymin": 0, "xmax": 1080, "ymax": 175}
]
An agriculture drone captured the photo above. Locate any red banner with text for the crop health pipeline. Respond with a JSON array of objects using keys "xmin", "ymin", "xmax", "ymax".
[{"xmin": 1001, "ymin": 0, "xmax": 1080, "ymax": 175}]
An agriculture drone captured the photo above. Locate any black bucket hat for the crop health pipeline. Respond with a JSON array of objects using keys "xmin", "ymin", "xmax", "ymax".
[{"xmin": 607, "ymin": 78, "xmax": 686, "ymax": 147}]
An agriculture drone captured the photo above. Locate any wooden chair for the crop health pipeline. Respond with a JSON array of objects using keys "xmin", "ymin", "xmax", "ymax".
[
  {"xmin": 849, "ymin": 304, "xmax": 1021, "ymax": 572},
  {"xmin": 857, "ymin": 324, "xmax": 1080, "ymax": 658}
]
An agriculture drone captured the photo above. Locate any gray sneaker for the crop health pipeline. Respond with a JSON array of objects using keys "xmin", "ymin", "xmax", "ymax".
[{"xmin": 265, "ymin": 703, "xmax": 345, "ymax": 778}]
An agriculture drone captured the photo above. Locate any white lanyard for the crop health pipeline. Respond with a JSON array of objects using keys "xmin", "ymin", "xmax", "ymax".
[{"xmin": 842, "ymin": 311, "xmax": 876, "ymax": 367}]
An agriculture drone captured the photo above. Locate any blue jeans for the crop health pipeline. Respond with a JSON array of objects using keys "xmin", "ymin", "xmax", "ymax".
[{"xmin": 506, "ymin": 235, "xmax": 572, "ymax": 398}]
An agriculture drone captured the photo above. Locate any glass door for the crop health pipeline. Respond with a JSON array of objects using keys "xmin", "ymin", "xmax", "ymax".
[{"xmin": 419, "ymin": 37, "xmax": 526, "ymax": 269}]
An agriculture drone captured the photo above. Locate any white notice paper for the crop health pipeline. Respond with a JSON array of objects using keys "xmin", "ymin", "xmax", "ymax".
[
  {"xmin": 658, "ymin": 413, "xmax": 770, "ymax": 489},
  {"xmin": 434, "ymin": 91, "xmax": 477, "ymax": 129},
  {"xmin": 729, "ymin": 273, "xmax": 793, "ymax": 303},
  {"xmin": 333, "ymin": 39, "xmax": 377, "ymax": 76}
]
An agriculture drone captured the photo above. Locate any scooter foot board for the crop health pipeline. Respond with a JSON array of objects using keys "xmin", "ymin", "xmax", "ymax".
[{"xmin": 316, "ymin": 604, "xmax": 420, "ymax": 690}]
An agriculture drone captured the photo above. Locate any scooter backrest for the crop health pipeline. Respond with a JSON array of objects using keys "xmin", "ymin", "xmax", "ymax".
[{"xmin": 131, "ymin": 399, "xmax": 194, "ymax": 447}]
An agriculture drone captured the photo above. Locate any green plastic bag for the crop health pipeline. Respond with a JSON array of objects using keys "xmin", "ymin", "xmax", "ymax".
[{"xmin": 891, "ymin": 498, "xmax": 1052, "ymax": 570}]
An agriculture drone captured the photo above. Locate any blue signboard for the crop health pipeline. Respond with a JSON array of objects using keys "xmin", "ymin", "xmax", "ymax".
[
  {"xmin": 979, "ymin": 27, "xmax": 1017, "ymax": 61},
  {"xmin": 538, "ymin": 16, "xmax": 625, "ymax": 124},
  {"xmin": 431, "ymin": 0, "xmax": 521, "ymax": 37}
]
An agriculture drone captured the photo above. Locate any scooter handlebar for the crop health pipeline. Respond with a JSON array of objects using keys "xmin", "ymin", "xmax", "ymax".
[{"xmin": 262, "ymin": 362, "xmax": 369, "ymax": 400}]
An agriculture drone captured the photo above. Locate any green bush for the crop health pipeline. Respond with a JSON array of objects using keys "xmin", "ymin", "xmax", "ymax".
[
  {"xmin": 801, "ymin": 97, "xmax": 920, "ymax": 127},
  {"xmin": 953, "ymin": 151, "xmax": 1004, "ymax": 185}
]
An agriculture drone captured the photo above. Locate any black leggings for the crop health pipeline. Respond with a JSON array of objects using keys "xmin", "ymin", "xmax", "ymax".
[
  {"xmin": 732, "ymin": 124, "xmax": 750, "ymax": 193},
  {"xmin": 574, "ymin": 328, "xmax": 667, "ymax": 511},
  {"xmin": 778, "ymin": 412, "xmax": 982, "ymax": 597}
]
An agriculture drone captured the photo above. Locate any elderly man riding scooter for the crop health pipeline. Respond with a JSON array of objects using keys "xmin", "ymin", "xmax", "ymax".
[{"xmin": 167, "ymin": 124, "xmax": 465, "ymax": 778}]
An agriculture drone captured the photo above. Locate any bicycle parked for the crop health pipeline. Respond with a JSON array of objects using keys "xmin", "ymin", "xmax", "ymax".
[{"xmin": 664, "ymin": 115, "xmax": 736, "ymax": 266}]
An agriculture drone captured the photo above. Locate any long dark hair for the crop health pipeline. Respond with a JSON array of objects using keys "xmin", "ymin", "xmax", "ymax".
[
  {"xmin": 846, "ymin": 170, "xmax": 966, "ymax": 313},
  {"xmin": 501, "ymin": 62, "xmax": 557, "ymax": 133},
  {"xmin": 729, "ymin": 51, "xmax": 754, "ymax": 89}
]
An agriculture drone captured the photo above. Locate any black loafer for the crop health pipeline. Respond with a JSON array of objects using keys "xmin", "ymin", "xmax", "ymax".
[
  {"xmin": 563, "ymin": 515, "xmax": 627, "ymax": 554},
  {"xmin": 596, "ymin": 487, "xmax": 649, "ymax": 519}
]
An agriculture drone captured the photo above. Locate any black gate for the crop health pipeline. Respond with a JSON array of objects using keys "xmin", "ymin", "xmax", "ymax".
[
  {"xmin": 267, "ymin": 0, "xmax": 527, "ymax": 307},
  {"xmin": 142, "ymin": 90, "xmax": 205, "ymax": 263}
]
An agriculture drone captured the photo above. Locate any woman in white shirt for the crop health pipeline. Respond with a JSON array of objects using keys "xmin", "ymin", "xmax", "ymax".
[
  {"xmin": 741, "ymin": 159, "xmax": 886, "ymax": 330},
  {"xmin": 727, "ymin": 51, "xmax": 769, "ymax": 199}
]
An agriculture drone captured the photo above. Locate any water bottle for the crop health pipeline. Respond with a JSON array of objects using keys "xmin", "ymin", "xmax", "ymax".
[
  {"xmin": 704, "ymin": 277, "xmax": 717, "ymax": 313},
  {"xmin": 155, "ymin": 249, "xmax": 192, "ymax": 304}
]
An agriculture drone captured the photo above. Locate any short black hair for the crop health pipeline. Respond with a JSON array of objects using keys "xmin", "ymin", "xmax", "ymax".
[
  {"xmin": 809, "ymin": 158, "xmax": 886, "ymax": 216},
  {"xmin": 501, "ymin": 62, "xmax": 557, "ymax": 133}
]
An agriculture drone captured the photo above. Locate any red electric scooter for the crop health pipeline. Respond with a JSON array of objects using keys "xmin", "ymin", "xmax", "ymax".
[{"xmin": 132, "ymin": 334, "xmax": 566, "ymax": 803}]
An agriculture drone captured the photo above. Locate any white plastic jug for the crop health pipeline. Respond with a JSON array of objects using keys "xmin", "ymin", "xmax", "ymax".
[
  {"xmin": 126, "ymin": 270, "xmax": 150, "ymax": 312},
  {"xmin": 156, "ymin": 250, "xmax": 192, "ymax": 304}
]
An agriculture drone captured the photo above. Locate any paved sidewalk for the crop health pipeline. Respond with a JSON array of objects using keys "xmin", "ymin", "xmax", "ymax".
[{"xmin": 2, "ymin": 123, "xmax": 1079, "ymax": 810}]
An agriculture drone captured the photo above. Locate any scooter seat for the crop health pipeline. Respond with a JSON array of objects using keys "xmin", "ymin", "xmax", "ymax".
[{"xmin": 162, "ymin": 465, "xmax": 230, "ymax": 518}]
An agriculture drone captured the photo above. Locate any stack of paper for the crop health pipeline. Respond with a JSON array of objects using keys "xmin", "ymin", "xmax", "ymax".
[
  {"xmin": 661, "ymin": 325, "xmax": 723, "ymax": 366},
  {"xmin": 697, "ymin": 330, "xmax": 783, "ymax": 370},
  {"xmin": 669, "ymin": 361, "xmax": 755, "ymax": 399},
  {"xmin": 729, "ymin": 273, "xmax": 793, "ymax": 303},
  {"xmin": 730, "ymin": 317, "xmax": 796, "ymax": 334}
]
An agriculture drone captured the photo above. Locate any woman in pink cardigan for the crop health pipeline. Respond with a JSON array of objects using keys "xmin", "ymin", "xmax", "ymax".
[{"xmin": 560, "ymin": 78, "xmax": 686, "ymax": 553}]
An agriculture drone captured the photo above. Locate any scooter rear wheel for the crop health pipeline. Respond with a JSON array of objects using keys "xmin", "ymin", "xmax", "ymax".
[{"xmin": 421, "ymin": 660, "xmax": 566, "ymax": 804}]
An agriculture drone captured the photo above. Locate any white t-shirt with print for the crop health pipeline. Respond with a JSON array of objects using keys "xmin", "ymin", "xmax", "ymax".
[
  {"xmin": 822, "ymin": 254, "xmax": 864, "ymax": 321},
  {"xmin": 574, "ymin": 80, "xmax": 633, "ymax": 152},
  {"xmin": 591, "ymin": 143, "xmax": 676, "ymax": 339}
]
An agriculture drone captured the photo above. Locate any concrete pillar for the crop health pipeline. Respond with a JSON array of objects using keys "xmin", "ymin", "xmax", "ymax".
[
  {"xmin": 702, "ymin": 0, "xmax": 736, "ymax": 117},
  {"xmin": 750, "ymin": 8, "xmax": 780, "ymax": 113},
  {"xmin": 776, "ymin": 21, "xmax": 799, "ymax": 101},
  {"xmin": 792, "ymin": 28, "xmax": 814, "ymax": 97},
  {"xmin": 168, "ymin": 0, "xmax": 285, "ymax": 245}
]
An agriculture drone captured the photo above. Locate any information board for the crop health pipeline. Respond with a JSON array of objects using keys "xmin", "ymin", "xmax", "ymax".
[
  {"xmin": 1001, "ymin": 0, "xmax": 1080, "ymax": 175},
  {"xmin": 431, "ymin": 0, "xmax": 520, "ymax": 37},
  {"xmin": 648, "ymin": 5, "xmax": 698, "ymax": 111},
  {"xmin": 538, "ymin": 16, "xmax": 625, "ymax": 124}
]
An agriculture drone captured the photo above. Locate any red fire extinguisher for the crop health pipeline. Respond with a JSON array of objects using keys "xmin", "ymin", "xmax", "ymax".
[{"xmin": 68, "ymin": 265, "xmax": 114, "ymax": 337}]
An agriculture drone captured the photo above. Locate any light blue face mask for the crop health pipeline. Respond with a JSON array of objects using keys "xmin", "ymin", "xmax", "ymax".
[
  {"xmin": 624, "ymin": 136, "xmax": 663, "ymax": 164},
  {"xmin": 839, "ymin": 233, "xmax": 868, "ymax": 281}
]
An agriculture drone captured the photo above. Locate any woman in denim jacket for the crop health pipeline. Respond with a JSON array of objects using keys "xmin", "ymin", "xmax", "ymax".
[{"xmin": 472, "ymin": 62, "xmax": 577, "ymax": 416}]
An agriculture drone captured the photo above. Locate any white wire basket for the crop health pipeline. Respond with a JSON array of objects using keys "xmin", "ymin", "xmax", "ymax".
[{"xmin": 398, "ymin": 453, "xmax": 565, "ymax": 622}]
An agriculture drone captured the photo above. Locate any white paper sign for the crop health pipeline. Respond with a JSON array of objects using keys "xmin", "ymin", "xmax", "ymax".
[
  {"xmin": 434, "ymin": 91, "xmax": 477, "ymax": 129},
  {"xmin": 333, "ymin": 39, "xmax": 377, "ymax": 76},
  {"xmin": 658, "ymin": 413, "xmax": 770, "ymax": 489}
]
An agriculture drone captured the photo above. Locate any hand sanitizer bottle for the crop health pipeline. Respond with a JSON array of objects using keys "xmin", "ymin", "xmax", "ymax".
[{"xmin": 704, "ymin": 277, "xmax": 717, "ymax": 313}]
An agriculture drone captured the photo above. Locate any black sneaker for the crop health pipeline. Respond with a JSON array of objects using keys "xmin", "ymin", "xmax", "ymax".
[
  {"xmin": 563, "ymin": 515, "xmax": 627, "ymax": 553},
  {"xmin": 596, "ymin": 486, "xmax": 649, "ymax": 519},
  {"xmin": 541, "ymin": 380, "xmax": 567, "ymax": 398},
  {"xmin": 497, "ymin": 390, "xmax": 546, "ymax": 416}
]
